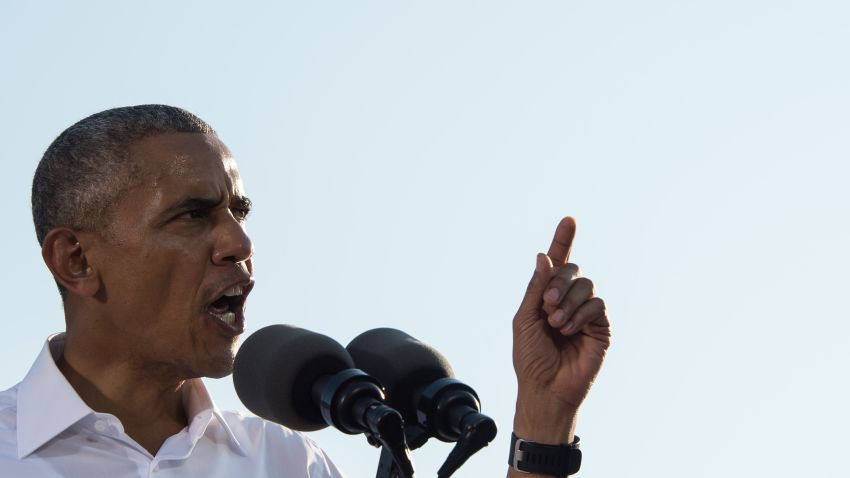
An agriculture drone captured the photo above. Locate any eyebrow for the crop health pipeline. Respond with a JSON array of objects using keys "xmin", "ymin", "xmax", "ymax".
[
  {"xmin": 163, "ymin": 195, "xmax": 253, "ymax": 217},
  {"xmin": 164, "ymin": 196, "xmax": 221, "ymax": 216},
  {"xmin": 233, "ymin": 195, "xmax": 253, "ymax": 212}
]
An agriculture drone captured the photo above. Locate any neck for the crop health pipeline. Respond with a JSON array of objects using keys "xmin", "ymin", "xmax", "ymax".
[{"xmin": 58, "ymin": 331, "xmax": 190, "ymax": 455}]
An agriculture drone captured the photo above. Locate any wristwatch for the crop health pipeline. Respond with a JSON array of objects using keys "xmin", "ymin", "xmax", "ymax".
[{"xmin": 508, "ymin": 432, "xmax": 582, "ymax": 476}]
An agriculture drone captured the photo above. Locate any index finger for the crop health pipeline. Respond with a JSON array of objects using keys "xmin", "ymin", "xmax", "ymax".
[{"xmin": 546, "ymin": 216, "xmax": 577, "ymax": 266}]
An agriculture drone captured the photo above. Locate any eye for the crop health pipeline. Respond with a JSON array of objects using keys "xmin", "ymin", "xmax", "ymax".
[{"xmin": 178, "ymin": 209, "xmax": 210, "ymax": 220}]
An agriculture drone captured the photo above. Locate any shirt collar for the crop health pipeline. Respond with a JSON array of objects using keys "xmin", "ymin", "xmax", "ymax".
[
  {"xmin": 16, "ymin": 333, "xmax": 246, "ymax": 458},
  {"xmin": 182, "ymin": 376, "xmax": 247, "ymax": 456},
  {"xmin": 16, "ymin": 333, "xmax": 92, "ymax": 458}
]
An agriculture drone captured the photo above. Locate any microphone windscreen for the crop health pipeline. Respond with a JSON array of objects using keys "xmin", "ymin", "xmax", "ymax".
[
  {"xmin": 233, "ymin": 324, "xmax": 354, "ymax": 431},
  {"xmin": 346, "ymin": 328, "xmax": 454, "ymax": 422}
]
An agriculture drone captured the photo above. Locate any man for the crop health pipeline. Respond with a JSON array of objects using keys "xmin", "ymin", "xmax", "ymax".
[{"xmin": 0, "ymin": 105, "xmax": 610, "ymax": 477}]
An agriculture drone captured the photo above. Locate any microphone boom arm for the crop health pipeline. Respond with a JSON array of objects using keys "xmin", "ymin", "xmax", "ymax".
[{"xmin": 316, "ymin": 369, "xmax": 416, "ymax": 478}]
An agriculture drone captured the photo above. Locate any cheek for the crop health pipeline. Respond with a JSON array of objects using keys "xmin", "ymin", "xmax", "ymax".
[
  {"xmin": 123, "ymin": 252, "xmax": 202, "ymax": 315},
  {"xmin": 100, "ymin": 231, "xmax": 213, "ymax": 315},
  {"xmin": 156, "ymin": 256, "xmax": 208, "ymax": 313}
]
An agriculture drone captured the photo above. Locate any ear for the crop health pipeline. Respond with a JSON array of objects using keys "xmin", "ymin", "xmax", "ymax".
[{"xmin": 41, "ymin": 228, "xmax": 101, "ymax": 299}]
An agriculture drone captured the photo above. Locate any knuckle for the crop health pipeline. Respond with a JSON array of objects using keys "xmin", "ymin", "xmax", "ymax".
[
  {"xmin": 575, "ymin": 298, "xmax": 604, "ymax": 319},
  {"xmin": 563, "ymin": 263, "xmax": 581, "ymax": 277},
  {"xmin": 588, "ymin": 297, "xmax": 606, "ymax": 312},
  {"xmin": 574, "ymin": 277, "xmax": 594, "ymax": 291},
  {"xmin": 546, "ymin": 276, "xmax": 568, "ymax": 291},
  {"xmin": 564, "ymin": 278, "xmax": 595, "ymax": 307}
]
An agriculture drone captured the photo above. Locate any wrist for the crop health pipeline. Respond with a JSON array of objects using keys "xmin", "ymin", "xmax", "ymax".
[
  {"xmin": 509, "ymin": 432, "xmax": 582, "ymax": 477},
  {"xmin": 513, "ymin": 387, "xmax": 578, "ymax": 445}
]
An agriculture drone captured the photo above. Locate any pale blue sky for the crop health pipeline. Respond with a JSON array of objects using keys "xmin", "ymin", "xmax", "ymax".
[{"xmin": 2, "ymin": 1, "xmax": 848, "ymax": 476}]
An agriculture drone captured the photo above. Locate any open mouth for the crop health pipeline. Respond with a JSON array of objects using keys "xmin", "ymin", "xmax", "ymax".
[{"xmin": 207, "ymin": 283, "xmax": 249, "ymax": 327}]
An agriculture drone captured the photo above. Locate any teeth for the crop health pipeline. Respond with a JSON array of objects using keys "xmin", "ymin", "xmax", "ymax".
[
  {"xmin": 224, "ymin": 285, "xmax": 243, "ymax": 297},
  {"xmin": 212, "ymin": 311, "xmax": 237, "ymax": 326}
]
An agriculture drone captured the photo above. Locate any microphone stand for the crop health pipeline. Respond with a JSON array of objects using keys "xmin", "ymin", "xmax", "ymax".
[
  {"xmin": 361, "ymin": 406, "xmax": 417, "ymax": 478},
  {"xmin": 374, "ymin": 378, "xmax": 498, "ymax": 478},
  {"xmin": 375, "ymin": 426, "xmax": 428, "ymax": 478},
  {"xmin": 375, "ymin": 416, "xmax": 496, "ymax": 478},
  {"xmin": 316, "ymin": 369, "xmax": 416, "ymax": 478}
]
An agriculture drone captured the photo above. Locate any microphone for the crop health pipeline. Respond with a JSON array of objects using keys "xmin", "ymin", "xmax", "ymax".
[
  {"xmin": 347, "ymin": 328, "xmax": 497, "ymax": 478},
  {"xmin": 232, "ymin": 324, "xmax": 415, "ymax": 478}
]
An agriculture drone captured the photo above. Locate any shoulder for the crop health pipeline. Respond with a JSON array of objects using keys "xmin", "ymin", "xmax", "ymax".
[
  {"xmin": 0, "ymin": 384, "xmax": 20, "ymax": 459},
  {"xmin": 0, "ymin": 384, "xmax": 19, "ymax": 430},
  {"xmin": 218, "ymin": 410, "xmax": 318, "ymax": 451},
  {"xmin": 218, "ymin": 410, "xmax": 348, "ymax": 478}
]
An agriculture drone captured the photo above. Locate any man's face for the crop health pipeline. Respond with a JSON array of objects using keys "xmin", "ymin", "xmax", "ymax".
[{"xmin": 89, "ymin": 132, "xmax": 254, "ymax": 378}]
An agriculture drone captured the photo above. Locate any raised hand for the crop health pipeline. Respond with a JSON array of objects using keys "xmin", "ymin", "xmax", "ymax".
[{"xmin": 511, "ymin": 216, "xmax": 612, "ymax": 448}]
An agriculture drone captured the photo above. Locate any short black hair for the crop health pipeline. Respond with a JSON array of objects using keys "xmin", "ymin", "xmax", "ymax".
[{"xmin": 32, "ymin": 104, "xmax": 217, "ymax": 298}]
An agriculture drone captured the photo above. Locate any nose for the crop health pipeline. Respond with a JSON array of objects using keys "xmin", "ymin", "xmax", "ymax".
[{"xmin": 212, "ymin": 215, "xmax": 254, "ymax": 266}]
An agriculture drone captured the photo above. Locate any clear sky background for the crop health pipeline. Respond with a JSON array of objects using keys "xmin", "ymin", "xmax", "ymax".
[{"xmin": 2, "ymin": 1, "xmax": 848, "ymax": 476}]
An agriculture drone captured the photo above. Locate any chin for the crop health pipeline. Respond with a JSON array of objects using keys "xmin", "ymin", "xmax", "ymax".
[
  {"xmin": 204, "ymin": 368, "xmax": 233, "ymax": 379},
  {"xmin": 198, "ymin": 350, "xmax": 237, "ymax": 378}
]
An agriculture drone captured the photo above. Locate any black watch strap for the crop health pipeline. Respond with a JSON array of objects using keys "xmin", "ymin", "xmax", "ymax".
[{"xmin": 508, "ymin": 432, "xmax": 582, "ymax": 476}]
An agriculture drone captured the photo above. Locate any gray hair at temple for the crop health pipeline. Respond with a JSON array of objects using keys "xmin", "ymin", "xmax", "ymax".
[{"xmin": 31, "ymin": 104, "xmax": 217, "ymax": 298}]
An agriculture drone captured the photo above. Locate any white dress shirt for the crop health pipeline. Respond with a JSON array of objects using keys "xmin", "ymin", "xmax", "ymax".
[{"xmin": 0, "ymin": 334, "xmax": 347, "ymax": 477}]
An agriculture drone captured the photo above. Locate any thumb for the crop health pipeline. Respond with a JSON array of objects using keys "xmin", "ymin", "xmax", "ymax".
[{"xmin": 515, "ymin": 253, "xmax": 554, "ymax": 322}]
